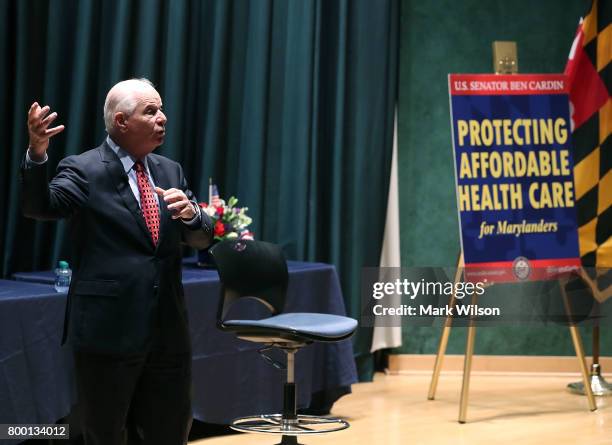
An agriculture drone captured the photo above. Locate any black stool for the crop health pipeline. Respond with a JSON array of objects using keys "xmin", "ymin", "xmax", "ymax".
[{"xmin": 211, "ymin": 240, "xmax": 357, "ymax": 444}]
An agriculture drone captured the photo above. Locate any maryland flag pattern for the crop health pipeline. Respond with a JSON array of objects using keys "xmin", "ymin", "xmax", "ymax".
[
  {"xmin": 564, "ymin": 0, "xmax": 611, "ymax": 302},
  {"xmin": 566, "ymin": 0, "xmax": 611, "ymax": 274}
]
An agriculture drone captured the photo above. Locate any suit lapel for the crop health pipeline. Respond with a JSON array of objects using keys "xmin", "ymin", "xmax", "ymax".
[
  {"xmin": 99, "ymin": 142, "xmax": 155, "ymax": 248},
  {"xmin": 147, "ymin": 155, "xmax": 172, "ymax": 249}
]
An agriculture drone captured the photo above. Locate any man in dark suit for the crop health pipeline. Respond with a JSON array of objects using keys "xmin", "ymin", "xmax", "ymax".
[{"xmin": 21, "ymin": 78, "xmax": 212, "ymax": 445}]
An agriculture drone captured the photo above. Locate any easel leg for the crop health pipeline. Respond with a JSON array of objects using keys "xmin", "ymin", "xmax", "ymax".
[
  {"xmin": 568, "ymin": 325, "xmax": 597, "ymax": 411},
  {"xmin": 428, "ymin": 254, "xmax": 464, "ymax": 400},
  {"xmin": 458, "ymin": 322, "xmax": 476, "ymax": 423},
  {"xmin": 428, "ymin": 321, "xmax": 452, "ymax": 400}
]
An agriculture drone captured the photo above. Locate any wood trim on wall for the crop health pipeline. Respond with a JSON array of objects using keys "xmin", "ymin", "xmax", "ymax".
[{"xmin": 388, "ymin": 354, "xmax": 612, "ymax": 374}]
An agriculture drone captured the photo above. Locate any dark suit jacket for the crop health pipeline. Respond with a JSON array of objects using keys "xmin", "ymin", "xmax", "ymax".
[{"xmin": 21, "ymin": 140, "xmax": 212, "ymax": 354}]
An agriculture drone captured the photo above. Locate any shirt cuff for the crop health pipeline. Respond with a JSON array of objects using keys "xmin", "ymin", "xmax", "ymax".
[{"xmin": 26, "ymin": 148, "xmax": 48, "ymax": 165}]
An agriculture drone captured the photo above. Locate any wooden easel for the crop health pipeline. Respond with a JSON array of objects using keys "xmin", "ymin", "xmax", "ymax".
[{"xmin": 426, "ymin": 253, "xmax": 597, "ymax": 423}]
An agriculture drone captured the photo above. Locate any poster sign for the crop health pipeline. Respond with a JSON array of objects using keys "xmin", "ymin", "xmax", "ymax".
[{"xmin": 448, "ymin": 74, "xmax": 580, "ymax": 282}]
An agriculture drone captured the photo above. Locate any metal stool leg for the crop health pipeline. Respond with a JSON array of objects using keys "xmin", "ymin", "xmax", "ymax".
[
  {"xmin": 231, "ymin": 348, "xmax": 349, "ymax": 440},
  {"xmin": 277, "ymin": 427, "xmax": 300, "ymax": 445},
  {"xmin": 278, "ymin": 352, "xmax": 302, "ymax": 445}
]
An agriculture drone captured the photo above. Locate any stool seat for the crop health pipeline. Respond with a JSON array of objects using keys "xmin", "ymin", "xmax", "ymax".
[{"xmin": 224, "ymin": 313, "xmax": 358, "ymax": 340}]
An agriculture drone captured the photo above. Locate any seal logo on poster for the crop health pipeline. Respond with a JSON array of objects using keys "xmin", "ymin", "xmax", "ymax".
[{"xmin": 512, "ymin": 256, "xmax": 531, "ymax": 280}]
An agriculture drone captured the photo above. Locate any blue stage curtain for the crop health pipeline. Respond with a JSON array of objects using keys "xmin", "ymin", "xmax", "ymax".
[{"xmin": 1, "ymin": 0, "xmax": 398, "ymax": 380}]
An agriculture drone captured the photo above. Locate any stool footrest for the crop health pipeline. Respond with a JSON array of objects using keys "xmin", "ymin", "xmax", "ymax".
[{"xmin": 231, "ymin": 413, "xmax": 350, "ymax": 435}]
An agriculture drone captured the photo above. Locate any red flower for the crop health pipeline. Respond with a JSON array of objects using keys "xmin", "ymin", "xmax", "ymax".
[
  {"xmin": 215, "ymin": 206, "xmax": 224, "ymax": 216},
  {"xmin": 214, "ymin": 220, "xmax": 226, "ymax": 237}
]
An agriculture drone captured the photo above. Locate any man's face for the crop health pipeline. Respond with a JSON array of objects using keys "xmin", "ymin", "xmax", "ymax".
[{"xmin": 121, "ymin": 88, "xmax": 167, "ymax": 157}]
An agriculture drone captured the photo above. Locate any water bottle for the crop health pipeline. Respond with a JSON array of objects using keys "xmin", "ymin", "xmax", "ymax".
[{"xmin": 54, "ymin": 260, "xmax": 72, "ymax": 293}]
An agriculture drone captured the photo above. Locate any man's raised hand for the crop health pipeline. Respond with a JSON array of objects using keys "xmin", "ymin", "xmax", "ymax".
[{"xmin": 27, "ymin": 102, "xmax": 65, "ymax": 161}]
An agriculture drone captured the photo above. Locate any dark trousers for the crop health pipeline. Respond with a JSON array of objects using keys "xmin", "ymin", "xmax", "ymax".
[{"xmin": 73, "ymin": 346, "xmax": 192, "ymax": 445}]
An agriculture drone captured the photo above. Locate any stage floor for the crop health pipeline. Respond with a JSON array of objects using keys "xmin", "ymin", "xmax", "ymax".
[{"xmin": 191, "ymin": 371, "xmax": 611, "ymax": 445}]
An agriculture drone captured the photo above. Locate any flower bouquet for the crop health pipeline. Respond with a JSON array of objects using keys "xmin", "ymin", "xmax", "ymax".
[{"xmin": 197, "ymin": 191, "xmax": 253, "ymax": 267}]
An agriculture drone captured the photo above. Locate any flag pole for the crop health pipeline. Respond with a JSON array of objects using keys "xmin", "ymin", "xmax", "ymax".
[
  {"xmin": 567, "ymin": 305, "xmax": 612, "ymax": 396},
  {"xmin": 208, "ymin": 177, "xmax": 213, "ymax": 205}
]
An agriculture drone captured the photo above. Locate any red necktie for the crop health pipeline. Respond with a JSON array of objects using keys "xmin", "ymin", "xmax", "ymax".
[{"xmin": 134, "ymin": 160, "xmax": 160, "ymax": 245}]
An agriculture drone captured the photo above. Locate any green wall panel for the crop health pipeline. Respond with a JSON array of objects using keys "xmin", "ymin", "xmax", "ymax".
[{"xmin": 396, "ymin": 0, "xmax": 612, "ymax": 356}]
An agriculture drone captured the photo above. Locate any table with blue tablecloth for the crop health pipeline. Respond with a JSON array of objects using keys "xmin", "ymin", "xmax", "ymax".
[{"xmin": 3, "ymin": 261, "xmax": 357, "ymax": 432}]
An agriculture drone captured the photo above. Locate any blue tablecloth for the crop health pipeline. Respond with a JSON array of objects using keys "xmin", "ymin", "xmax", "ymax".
[
  {"xmin": 3, "ymin": 261, "xmax": 357, "ymax": 429},
  {"xmin": 0, "ymin": 280, "xmax": 74, "ymax": 433}
]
